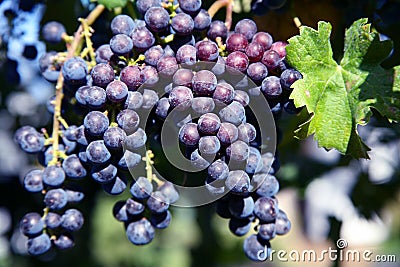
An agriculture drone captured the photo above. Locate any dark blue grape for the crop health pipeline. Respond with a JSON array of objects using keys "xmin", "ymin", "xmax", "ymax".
[
  {"xmin": 27, "ymin": 233, "xmax": 51, "ymax": 256},
  {"xmin": 219, "ymin": 101, "xmax": 246, "ymax": 126},
  {"xmin": 61, "ymin": 209, "xmax": 84, "ymax": 231},
  {"xmin": 44, "ymin": 188, "xmax": 68, "ymax": 210},
  {"xmin": 158, "ymin": 181, "xmax": 179, "ymax": 204},
  {"xmin": 126, "ymin": 218, "xmax": 155, "ymax": 245},
  {"xmin": 54, "ymin": 234, "xmax": 75, "ymax": 250},
  {"xmin": 168, "ymin": 86, "xmax": 193, "ymax": 110},
  {"xmin": 171, "ymin": 13, "xmax": 194, "ymax": 35},
  {"xmin": 254, "ymin": 174, "xmax": 279, "ymax": 197},
  {"xmin": 103, "ymin": 127, "xmax": 127, "ymax": 150},
  {"xmin": 84, "ymin": 111, "xmax": 109, "ymax": 137},
  {"xmin": 247, "ymin": 62, "xmax": 268, "ymax": 83},
  {"xmin": 62, "ymin": 154, "xmax": 87, "ymax": 179},
  {"xmin": 191, "ymin": 97, "xmax": 215, "ymax": 114},
  {"xmin": 246, "ymin": 147, "xmax": 262, "ymax": 174},
  {"xmin": 118, "ymin": 150, "xmax": 142, "ymax": 170},
  {"xmin": 110, "ymin": 34, "xmax": 133, "ymax": 55},
  {"xmin": 196, "ymin": 40, "xmax": 219, "ymax": 62},
  {"xmin": 42, "ymin": 165, "xmax": 65, "ymax": 187},
  {"xmin": 157, "ymin": 56, "xmax": 178, "ymax": 76},
  {"xmin": 275, "ymin": 210, "xmax": 291, "ymax": 235},
  {"xmin": 252, "ymin": 31, "xmax": 273, "ymax": 51},
  {"xmin": 62, "ymin": 57, "xmax": 88, "ymax": 85},
  {"xmin": 125, "ymin": 198, "xmax": 145, "ymax": 215},
  {"xmin": 86, "ymin": 140, "xmax": 111, "ymax": 165},
  {"xmin": 23, "ymin": 169, "xmax": 44, "ymax": 193},
  {"xmin": 130, "ymin": 176, "xmax": 153, "ymax": 199},
  {"xmin": 229, "ymin": 196, "xmax": 255, "ymax": 218},
  {"xmin": 91, "ymin": 63, "xmax": 115, "ymax": 88},
  {"xmin": 113, "ymin": 201, "xmax": 129, "ymax": 222},
  {"xmin": 225, "ymin": 51, "xmax": 249, "ymax": 73},
  {"xmin": 173, "ymin": 68, "xmax": 194, "ymax": 87},
  {"xmin": 229, "ymin": 218, "xmax": 252, "ymax": 236},
  {"xmin": 233, "ymin": 90, "xmax": 250, "ymax": 107},
  {"xmin": 125, "ymin": 91, "xmax": 143, "ymax": 110},
  {"xmin": 198, "ymin": 136, "xmax": 220, "ymax": 155},
  {"xmin": 258, "ymin": 223, "xmax": 276, "ymax": 241},
  {"xmin": 42, "ymin": 21, "xmax": 66, "ymax": 43},
  {"xmin": 235, "ymin": 19, "xmax": 257, "ymax": 40},
  {"xmin": 192, "ymin": 70, "xmax": 217, "ymax": 96},
  {"xmin": 177, "ymin": 0, "xmax": 201, "ymax": 15},
  {"xmin": 217, "ymin": 122, "xmax": 238, "ymax": 145},
  {"xmin": 261, "ymin": 76, "xmax": 282, "ymax": 99},
  {"xmin": 238, "ymin": 123, "xmax": 257, "ymax": 143},
  {"xmin": 212, "ymin": 82, "xmax": 234, "ymax": 105},
  {"xmin": 193, "ymin": 9, "xmax": 211, "ymax": 30},
  {"xmin": 155, "ymin": 97, "xmax": 170, "ymax": 120},
  {"xmin": 179, "ymin": 123, "xmax": 200, "ymax": 146},
  {"xmin": 20, "ymin": 212, "xmax": 44, "ymax": 237},
  {"xmin": 130, "ymin": 26, "xmax": 155, "ymax": 51},
  {"xmin": 176, "ymin": 45, "xmax": 197, "ymax": 66},
  {"xmin": 102, "ymin": 176, "xmax": 127, "ymax": 195},
  {"xmin": 44, "ymin": 212, "xmax": 62, "ymax": 229},
  {"xmin": 111, "ymin": 15, "xmax": 135, "ymax": 35},
  {"xmin": 280, "ymin": 68, "xmax": 302, "ymax": 90},
  {"xmin": 91, "ymin": 164, "xmax": 117, "ymax": 184},
  {"xmin": 141, "ymin": 65, "xmax": 159, "ymax": 85},
  {"xmin": 144, "ymin": 46, "xmax": 164, "ymax": 67},
  {"xmin": 207, "ymin": 20, "xmax": 228, "ymax": 40},
  {"xmin": 243, "ymin": 234, "xmax": 270, "ymax": 261},
  {"xmin": 17, "ymin": 130, "xmax": 45, "ymax": 154},
  {"xmin": 105, "ymin": 80, "xmax": 128, "ymax": 103},
  {"xmin": 125, "ymin": 128, "xmax": 147, "ymax": 150},
  {"xmin": 225, "ymin": 170, "xmax": 250, "ymax": 194},
  {"xmin": 226, "ymin": 33, "xmax": 248, "ymax": 53},
  {"xmin": 95, "ymin": 44, "xmax": 114, "ymax": 64},
  {"xmin": 65, "ymin": 189, "xmax": 85, "ymax": 202},
  {"xmin": 253, "ymin": 197, "xmax": 278, "ymax": 222},
  {"xmin": 144, "ymin": 7, "xmax": 170, "ymax": 32},
  {"xmin": 150, "ymin": 210, "xmax": 171, "ymax": 229},
  {"xmin": 208, "ymin": 159, "xmax": 229, "ymax": 180},
  {"xmin": 136, "ymin": 0, "xmax": 161, "ymax": 14},
  {"xmin": 147, "ymin": 191, "xmax": 169, "ymax": 213},
  {"xmin": 142, "ymin": 89, "xmax": 159, "ymax": 109},
  {"xmin": 261, "ymin": 49, "xmax": 281, "ymax": 70}
]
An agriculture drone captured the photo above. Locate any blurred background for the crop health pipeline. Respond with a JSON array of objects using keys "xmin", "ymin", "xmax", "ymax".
[{"xmin": 0, "ymin": 0, "xmax": 399, "ymax": 266}]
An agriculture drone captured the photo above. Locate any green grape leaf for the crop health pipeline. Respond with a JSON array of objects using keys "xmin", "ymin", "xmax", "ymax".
[
  {"xmin": 97, "ymin": 0, "xmax": 128, "ymax": 9},
  {"xmin": 286, "ymin": 18, "xmax": 400, "ymax": 159}
]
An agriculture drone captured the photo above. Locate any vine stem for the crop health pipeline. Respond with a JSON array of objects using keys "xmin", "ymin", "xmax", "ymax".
[
  {"xmin": 48, "ymin": 4, "xmax": 105, "ymax": 166},
  {"xmin": 207, "ymin": 0, "xmax": 234, "ymax": 30},
  {"xmin": 143, "ymin": 150, "xmax": 164, "ymax": 186}
]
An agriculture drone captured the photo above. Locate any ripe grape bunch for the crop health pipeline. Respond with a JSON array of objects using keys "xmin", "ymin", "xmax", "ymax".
[{"xmin": 15, "ymin": 0, "xmax": 301, "ymax": 261}]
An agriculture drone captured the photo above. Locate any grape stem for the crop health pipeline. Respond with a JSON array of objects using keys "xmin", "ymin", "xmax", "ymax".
[
  {"xmin": 207, "ymin": 0, "xmax": 234, "ymax": 30},
  {"xmin": 48, "ymin": 4, "xmax": 105, "ymax": 166},
  {"xmin": 143, "ymin": 150, "xmax": 164, "ymax": 186}
]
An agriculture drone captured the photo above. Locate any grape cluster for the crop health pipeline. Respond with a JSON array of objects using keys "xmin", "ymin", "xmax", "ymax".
[{"xmin": 15, "ymin": 0, "xmax": 302, "ymax": 261}]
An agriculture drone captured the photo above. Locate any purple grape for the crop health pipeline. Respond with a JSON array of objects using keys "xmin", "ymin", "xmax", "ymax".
[
  {"xmin": 197, "ymin": 113, "xmax": 221, "ymax": 135},
  {"xmin": 192, "ymin": 70, "xmax": 217, "ymax": 96},
  {"xmin": 171, "ymin": 13, "xmax": 194, "ymax": 35},
  {"xmin": 91, "ymin": 63, "xmax": 115, "ymax": 88},
  {"xmin": 226, "ymin": 33, "xmax": 248, "ymax": 53},
  {"xmin": 196, "ymin": 40, "xmax": 219, "ymax": 61},
  {"xmin": 207, "ymin": 20, "xmax": 228, "ymax": 40},
  {"xmin": 213, "ymin": 82, "xmax": 234, "ymax": 104},
  {"xmin": 226, "ymin": 51, "xmax": 249, "ymax": 73},
  {"xmin": 120, "ymin": 65, "xmax": 143, "ymax": 91},
  {"xmin": 179, "ymin": 123, "xmax": 200, "ymax": 146}
]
